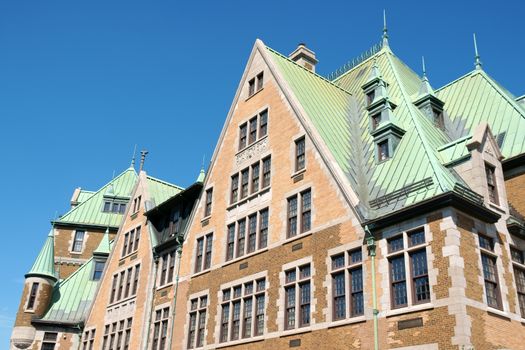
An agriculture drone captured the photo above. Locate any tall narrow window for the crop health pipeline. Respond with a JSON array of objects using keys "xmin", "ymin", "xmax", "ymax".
[
  {"xmin": 251, "ymin": 163, "xmax": 260, "ymax": 193},
  {"xmin": 239, "ymin": 123, "xmax": 248, "ymax": 150},
  {"xmin": 284, "ymin": 264, "xmax": 311, "ymax": 330},
  {"xmin": 117, "ymin": 271, "xmax": 125, "ymax": 300},
  {"xmin": 479, "ymin": 234, "xmax": 501, "ymax": 309},
  {"xmin": 256, "ymin": 72, "xmax": 264, "ymax": 91},
  {"xmin": 331, "ymin": 248, "xmax": 364, "ymax": 320},
  {"xmin": 187, "ymin": 295, "xmax": 208, "ymax": 349},
  {"xmin": 195, "ymin": 234, "xmax": 213, "ymax": 273},
  {"xmin": 366, "ymin": 90, "xmax": 375, "ymax": 106},
  {"xmin": 110, "ymin": 275, "xmax": 117, "ymax": 303},
  {"xmin": 485, "ymin": 164, "xmax": 499, "ymax": 205},
  {"xmin": 259, "ymin": 209, "xmax": 268, "ymax": 249},
  {"xmin": 237, "ymin": 219, "xmax": 246, "ymax": 258},
  {"xmin": 378, "ymin": 139, "xmax": 389, "ymax": 161},
  {"xmin": 152, "ymin": 307, "xmax": 170, "ymax": 350},
  {"xmin": 287, "ymin": 196, "xmax": 298, "ymax": 238},
  {"xmin": 93, "ymin": 261, "xmax": 105, "ymax": 281},
  {"xmin": 226, "ymin": 208, "xmax": 269, "ymax": 261},
  {"xmin": 226, "ymin": 225, "xmax": 235, "ymax": 261},
  {"xmin": 72, "ymin": 230, "xmax": 85, "ymax": 252},
  {"xmin": 26, "ymin": 282, "xmax": 39, "ymax": 310},
  {"xmin": 248, "ymin": 78, "xmax": 255, "ymax": 97},
  {"xmin": 511, "ymin": 247, "xmax": 525, "ymax": 317},
  {"xmin": 133, "ymin": 195, "xmax": 141, "ymax": 213},
  {"xmin": 230, "ymin": 175, "xmax": 239, "ymax": 204},
  {"xmin": 262, "ymin": 157, "xmax": 271, "ymax": 188},
  {"xmin": 387, "ymin": 228, "xmax": 430, "ymax": 309},
  {"xmin": 301, "ymin": 189, "xmax": 311, "ymax": 232},
  {"xmin": 259, "ymin": 109, "xmax": 268, "ymax": 137},
  {"xmin": 133, "ymin": 226, "xmax": 141, "ymax": 252},
  {"xmin": 248, "ymin": 214, "xmax": 257, "ymax": 253},
  {"xmin": 371, "ymin": 113, "xmax": 381, "ymax": 130},
  {"xmin": 287, "ymin": 189, "xmax": 312, "ymax": 238},
  {"xmin": 295, "ymin": 137, "xmax": 306, "ymax": 172},
  {"xmin": 220, "ymin": 278, "xmax": 266, "ymax": 342},
  {"xmin": 241, "ymin": 168, "xmax": 249, "ymax": 199},
  {"xmin": 122, "ymin": 232, "xmax": 129, "ymax": 257},
  {"xmin": 132, "ymin": 264, "xmax": 140, "ymax": 295},
  {"xmin": 167, "ymin": 251, "xmax": 175, "ymax": 284},
  {"xmin": 204, "ymin": 188, "xmax": 213, "ymax": 217},
  {"xmin": 249, "ymin": 117, "xmax": 258, "ymax": 144}
]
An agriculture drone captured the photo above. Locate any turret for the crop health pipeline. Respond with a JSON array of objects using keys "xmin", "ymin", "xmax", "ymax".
[{"xmin": 11, "ymin": 230, "xmax": 57, "ymax": 349}]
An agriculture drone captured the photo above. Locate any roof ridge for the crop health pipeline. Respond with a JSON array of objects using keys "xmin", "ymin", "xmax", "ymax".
[
  {"xmin": 437, "ymin": 134, "xmax": 473, "ymax": 151},
  {"xmin": 332, "ymin": 49, "xmax": 388, "ymax": 83},
  {"xmin": 435, "ymin": 70, "xmax": 475, "ymax": 93},
  {"xmin": 328, "ymin": 41, "xmax": 383, "ymax": 81},
  {"xmin": 385, "ymin": 52, "xmax": 455, "ymax": 192},
  {"xmin": 55, "ymin": 168, "xmax": 137, "ymax": 224},
  {"xmin": 477, "ymin": 70, "xmax": 525, "ymax": 118},
  {"xmin": 264, "ymin": 46, "xmax": 353, "ymax": 95},
  {"xmin": 146, "ymin": 175, "xmax": 184, "ymax": 190}
]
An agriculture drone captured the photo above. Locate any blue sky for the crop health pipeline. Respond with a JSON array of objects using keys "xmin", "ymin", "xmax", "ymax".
[{"xmin": 0, "ymin": 0, "xmax": 523, "ymax": 345}]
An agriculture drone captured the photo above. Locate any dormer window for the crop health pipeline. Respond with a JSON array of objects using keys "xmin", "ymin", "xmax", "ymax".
[
  {"xmin": 366, "ymin": 90, "xmax": 375, "ymax": 106},
  {"xmin": 102, "ymin": 201, "xmax": 126, "ymax": 214},
  {"xmin": 433, "ymin": 109, "xmax": 444, "ymax": 129},
  {"xmin": 485, "ymin": 163, "xmax": 499, "ymax": 205},
  {"xmin": 248, "ymin": 72, "xmax": 264, "ymax": 97},
  {"xmin": 377, "ymin": 140, "xmax": 390, "ymax": 162},
  {"xmin": 371, "ymin": 113, "xmax": 381, "ymax": 130}
]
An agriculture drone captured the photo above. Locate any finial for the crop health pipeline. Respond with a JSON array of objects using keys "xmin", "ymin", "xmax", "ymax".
[
  {"xmin": 130, "ymin": 144, "xmax": 137, "ymax": 168},
  {"xmin": 382, "ymin": 9, "xmax": 389, "ymax": 47},
  {"xmin": 421, "ymin": 56, "xmax": 427, "ymax": 77},
  {"xmin": 139, "ymin": 150, "xmax": 148, "ymax": 172},
  {"xmin": 473, "ymin": 33, "xmax": 482, "ymax": 70}
]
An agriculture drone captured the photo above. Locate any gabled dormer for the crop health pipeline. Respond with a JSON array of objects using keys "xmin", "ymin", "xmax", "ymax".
[{"xmin": 413, "ymin": 61, "xmax": 445, "ymax": 129}]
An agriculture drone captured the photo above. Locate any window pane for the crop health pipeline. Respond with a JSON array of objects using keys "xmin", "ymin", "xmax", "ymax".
[
  {"xmin": 333, "ymin": 272, "xmax": 346, "ymax": 320},
  {"xmin": 259, "ymin": 209, "xmax": 268, "ymax": 249},
  {"xmin": 408, "ymin": 229, "xmax": 425, "ymax": 247},
  {"xmin": 388, "ymin": 236, "xmax": 404, "ymax": 253},
  {"xmin": 332, "ymin": 254, "xmax": 345, "ymax": 270}
]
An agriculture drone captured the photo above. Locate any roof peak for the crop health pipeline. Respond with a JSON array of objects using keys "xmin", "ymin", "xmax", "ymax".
[
  {"xmin": 26, "ymin": 229, "xmax": 57, "ymax": 281},
  {"xmin": 382, "ymin": 9, "xmax": 389, "ymax": 48},
  {"xmin": 473, "ymin": 33, "xmax": 482, "ymax": 70}
]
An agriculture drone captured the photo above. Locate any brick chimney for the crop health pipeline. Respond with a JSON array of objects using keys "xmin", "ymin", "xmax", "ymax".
[{"xmin": 289, "ymin": 43, "xmax": 318, "ymax": 72}]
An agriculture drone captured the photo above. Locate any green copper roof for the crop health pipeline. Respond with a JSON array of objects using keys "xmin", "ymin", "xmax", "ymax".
[
  {"xmin": 146, "ymin": 175, "xmax": 183, "ymax": 207},
  {"xmin": 93, "ymin": 228, "xmax": 111, "ymax": 255},
  {"xmin": 267, "ymin": 44, "xmax": 463, "ymax": 218},
  {"xmin": 55, "ymin": 168, "xmax": 138, "ymax": 228},
  {"xmin": 26, "ymin": 230, "xmax": 57, "ymax": 281},
  {"xmin": 437, "ymin": 135, "xmax": 472, "ymax": 166},
  {"xmin": 436, "ymin": 69, "xmax": 525, "ymax": 160},
  {"xmin": 77, "ymin": 190, "xmax": 95, "ymax": 203},
  {"xmin": 196, "ymin": 168, "xmax": 206, "ymax": 184}
]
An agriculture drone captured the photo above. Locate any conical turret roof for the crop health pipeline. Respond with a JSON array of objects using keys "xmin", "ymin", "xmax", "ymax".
[{"xmin": 26, "ymin": 229, "xmax": 57, "ymax": 281}]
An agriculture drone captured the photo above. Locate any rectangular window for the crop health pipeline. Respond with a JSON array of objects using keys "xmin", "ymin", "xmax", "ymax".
[
  {"xmin": 103, "ymin": 318, "xmax": 132, "ymax": 350},
  {"xmin": 284, "ymin": 264, "xmax": 311, "ymax": 330},
  {"xmin": 27, "ymin": 283, "xmax": 39, "ymax": 310},
  {"xmin": 122, "ymin": 226, "xmax": 141, "ymax": 257},
  {"xmin": 187, "ymin": 295, "xmax": 207, "ymax": 349},
  {"xmin": 367, "ymin": 90, "xmax": 375, "ymax": 106},
  {"xmin": 239, "ymin": 123, "xmax": 248, "ymax": 150},
  {"xmin": 110, "ymin": 275, "xmax": 117, "ymax": 303},
  {"xmin": 259, "ymin": 209, "xmax": 268, "ymax": 249},
  {"xmin": 133, "ymin": 195, "xmax": 141, "ymax": 213},
  {"xmin": 247, "ymin": 215, "xmax": 257, "ymax": 253},
  {"xmin": 167, "ymin": 251, "xmax": 175, "ymax": 284},
  {"xmin": 226, "ymin": 225, "xmax": 235, "ymax": 261},
  {"xmin": 387, "ymin": 228, "xmax": 429, "ymax": 309},
  {"xmin": 287, "ymin": 189, "xmax": 312, "ymax": 238},
  {"xmin": 93, "ymin": 261, "xmax": 105, "ymax": 281},
  {"xmin": 262, "ymin": 157, "xmax": 271, "ymax": 188},
  {"xmin": 331, "ymin": 248, "xmax": 364, "ymax": 320},
  {"xmin": 171, "ymin": 209, "xmax": 181, "ymax": 237},
  {"xmin": 72, "ymin": 230, "xmax": 85, "ymax": 252},
  {"xmin": 251, "ymin": 162, "xmax": 260, "ymax": 193},
  {"xmin": 248, "ymin": 78, "xmax": 255, "ymax": 97},
  {"xmin": 256, "ymin": 72, "xmax": 264, "ymax": 91},
  {"xmin": 485, "ymin": 164, "xmax": 499, "ymax": 205},
  {"xmin": 41, "ymin": 332, "xmax": 57, "ymax": 350},
  {"xmin": 249, "ymin": 117, "xmax": 258, "ymax": 144},
  {"xmin": 226, "ymin": 208, "xmax": 269, "ymax": 261},
  {"xmin": 295, "ymin": 137, "xmax": 306, "ymax": 172},
  {"xmin": 220, "ymin": 278, "xmax": 266, "ymax": 342},
  {"xmin": 230, "ymin": 175, "xmax": 239, "ymax": 204},
  {"xmin": 259, "ymin": 109, "xmax": 268, "ymax": 137},
  {"xmin": 378, "ymin": 139, "xmax": 389, "ymax": 161},
  {"xmin": 241, "ymin": 168, "xmax": 249, "ymax": 199},
  {"xmin": 371, "ymin": 113, "xmax": 381, "ymax": 130},
  {"xmin": 237, "ymin": 219, "xmax": 246, "ymax": 258},
  {"xmin": 195, "ymin": 234, "xmax": 213, "ymax": 273},
  {"xmin": 132, "ymin": 264, "xmax": 140, "ymax": 295},
  {"xmin": 152, "ymin": 307, "xmax": 170, "ymax": 350},
  {"xmin": 479, "ymin": 234, "xmax": 501, "ymax": 309},
  {"xmin": 103, "ymin": 201, "xmax": 111, "ymax": 212},
  {"xmin": 205, "ymin": 188, "xmax": 213, "ymax": 217}
]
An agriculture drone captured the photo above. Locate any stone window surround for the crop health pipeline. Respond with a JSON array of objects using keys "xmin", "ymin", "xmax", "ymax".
[
  {"xmin": 245, "ymin": 70, "xmax": 265, "ymax": 101},
  {"xmin": 281, "ymin": 182, "xmax": 315, "ymax": 244},
  {"xmin": 324, "ymin": 241, "xmax": 367, "ymax": 326},
  {"xmin": 378, "ymin": 219, "xmax": 437, "ymax": 316},
  {"xmin": 236, "ymin": 105, "xmax": 270, "ymax": 153},
  {"xmin": 289, "ymin": 131, "xmax": 308, "ymax": 178},
  {"xmin": 183, "ymin": 289, "xmax": 209, "ymax": 350},
  {"xmin": 213, "ymin": 271, "xmax": 268, "ymax": 348},
  {"xmin": 150, "ymin": 302, "xmax": 171, "ymax": 350},
  {"xmin": 69, "ymin": 229, "xmax": 88, "ymax": 254},
  {"xmin": 229, "ymin": 155, "xmax": 272, "ymax": 207},
  {"xmin": 192, "ymin": 232, "xmax": 214, "ymax": 275},
  {"xmin": 107, "ymin": 260, "xmax": 142, "ymax": 308},
  {"xmin": 472, "ymin": 224, "xmax": 510, "ymax": 313},
  {"xmin": 224, "ymin": 207, "xmax": 269, "ymax": 262},
  {"xmin": 276, "ymin": 256, "xmax": 316, "ymax": 336}
]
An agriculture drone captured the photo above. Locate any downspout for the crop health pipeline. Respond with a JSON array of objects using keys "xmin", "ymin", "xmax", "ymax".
[
  {"xmin": 167, "ymin": 237, "xmax": 183, "ymax": 350},
  {"xmin": 143, "ymin": 256, "xmax": 159, "ymax": 350},
  {"xmin": 365, "ymin": 225, "xmax": 379, "ymax": 350}
]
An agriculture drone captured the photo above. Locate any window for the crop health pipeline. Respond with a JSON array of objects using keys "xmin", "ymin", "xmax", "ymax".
[
  {"xmin": 41, "ymin": 332, "xmax": 57, "ymax": 350},
  {"xmin": 226, "ymin": 208, "xmax": 269, "ymax": 261},
  {"xmin": 187, "ymin": 295, "xmax": 208, "ymax": 349},
  {"xmin": 247, "ymin": 72, "xmax": 263, "ymax": 97},
  {"xmin": 331, "ymin": 248, "xmax": 364, "ymax": 320},
  {"xmin": 230, "ymin": 157, "xmax": 271, "ymax": 205},
  {"xmin": 103, "ymin": 318, "xmax": 132, "ymax": 350},
  {"xmin": 93, "ymin": 261, "xmax": 105, "ymax": 281},
  {"xmin": 479, "ymin": 234, "xmax": 501, "ymax": 309},
  {"xmin": 27, "ymin": 282, "xmax": 39, "ymax": 310},
  {"xmin": 158, "ymin": 250, "xmax": 176, "ymax": 287},
  {"xmin": 204, "ymin": 188, "xmax": 213, "ymax": 217},
  {"xmin": 81, "ymin": 329, "xmax": 95, "ymax": 350},
  {"xmin": 110, "ymin": 264, "xmax": 140, "ymax": 304},
  {"xmin": 287, "ymin": 189, "xmax": 312, "ymax": 238},
  {"xmin": 122, "ymin": 226, "xmax": 141, "ymax": 257},
  {"xmin": 104, "ymin": 201, "xmax": 111, "ymax": 212},
  {"xmin": 72, "ymin": 230, "xmax": 85, "ymax": 252},
  {"xmin": 238, "ymin": 109, "xmax": 269, "ymax": 150},
  {"xmin": 152, "ymin": 307, "xmax": 170, "ymax": 350},
  {"xmin": 511, "ymin": 247, "xmax": 525, "ymax": 317},
  {"xmin": 171, "ymin": 209, "xmax": 181, "ymax": 237},
  {"xmin": 377, "ymin": 139, "xmax": 389, "ymax": 161},
  {"xmin": 295, "ymin": 137, "xmax": 306, "ymax": 172},
  {"xmin": 485, "ymin": 164, "xmax": 499, "ymax": 205},
  {"xmin": 366, "ymin": 90, "xmax": 375, "ymax": 106},
  {"xmin": 104, "ymin": 201, "xmax": 126, "ymax": 214},
  {"xmin": 433, "ymin": 109, "xmax": 444, "ymax": 129},
  {"xmin": 387, "ymin": 228, "xmax": 430, "ymax": 309},
  {"xmin": 284, "ymin": 264, "xmax": 311, "ymax": 330},
  {"xmin": 195, "ymin": 234, "xmax": 213, "ymax": 273},
  {"xmin": 371, "ymin": 113, "xmax": 381, "ymax": 130},
  {"xmin": 133, "ymin": 195, "xmax": 142, "ymax": 213},
  {"xmin": 220, "ymin": 278, "xmax": 266, "ymax": 342}
]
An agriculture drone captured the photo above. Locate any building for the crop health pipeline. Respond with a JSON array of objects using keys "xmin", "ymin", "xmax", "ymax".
[{"xmin": 11, "ymin": 25, "xmax": 525, "ymax": 350}]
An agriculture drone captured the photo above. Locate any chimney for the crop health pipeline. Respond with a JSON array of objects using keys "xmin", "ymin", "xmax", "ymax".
[
  {"xmin": 289, "ymin": 43, "xmax": 318, "ymax": 72},
  {"xmin": 70, "ymin": 187, "xmax": 81, "ymax": 207},
  {"xmin": 139, "ymin": 150, "xmax": 148, "ymax": 172}
]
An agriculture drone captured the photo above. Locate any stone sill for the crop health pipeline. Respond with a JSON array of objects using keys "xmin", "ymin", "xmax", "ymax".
[
  {"xmin": 244, "ymin": 87, "xmax": 264, "ymax": 102},
  {"xmin": 384, "ymin": 302, "xmax": 434, "ymax": 318}
]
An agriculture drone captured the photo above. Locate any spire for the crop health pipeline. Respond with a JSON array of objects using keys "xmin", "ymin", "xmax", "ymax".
[
  {"xmin": 139, "ymin": 150, "xmax": 148, "ymax": 172},
  {"xmin": 367, "ymin": 59, "xmax": 381, "ymax": 82},
  {"xmin": 130, "ymin": 144, "xmax": 137, "ymax": 169},
  {"xmin": 196, "ymin": 167, "xmax": 206, "ymax": 184},
  {"xmin": 26, "ymin": 229, "xmax": 57, "ymax": 281},
  {"xmin": 94, "ymin": 227, "xmax": 111, "ymax": 256},
  {"xmin": 417, "ymin": 56, "xmax": 435, "ymax": 97},
  {"xmin": 473, "ymin": 33, "xmax": 482, "ymax": 70},
  {"xmin": 382, "ymin": 9, "xmax": 389, "ymax": 48}
]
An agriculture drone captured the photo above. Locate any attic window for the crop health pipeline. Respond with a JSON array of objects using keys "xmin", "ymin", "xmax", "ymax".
[
  {"xmin": 377, "ymin": 140, "xmax": 390, "ymax": 162},
  {"xmin": 248, "ymin": 72, "xmax": 264, "ymax": 97},
  {"xmin": 485, "ymin": 163, "xmax": 499, "ymax": 205},
  {"xmin": 366, "ymin": 90, "xmax": 375, "ymax": 106},
  {"xmin": 102, "ymin": 201, "xmax": 126, "ymax": 214},
  {"xmin": 93, "ymin": 261, "xmax": 105, "ymax": 281},
  {"xmin": 371, "ymin": 113, "xmax": 381, "ymax": 130},
  {"xmin": 433, "ymin": 109, "xmax": 444, "ymax": 129}
]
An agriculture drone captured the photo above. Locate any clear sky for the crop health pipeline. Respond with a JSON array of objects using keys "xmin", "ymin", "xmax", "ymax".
[{"xmin": 0, "ymin": 0, "xmax": 523, "ymax": 345}]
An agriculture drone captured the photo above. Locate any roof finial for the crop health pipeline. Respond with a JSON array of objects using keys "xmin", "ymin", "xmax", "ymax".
[
  {"xmin": 473, "ymin": 33, "xmax": 482, "ymax": 70},
  {"xmin": 130, "ymin": 144, "xmax": 137, "ymax": 168},
  {"xmin": 382, "ymin": 9, "xmax": 389, "ymax": 47},
  {"xmin": 421, "ymin": 56, "xmax": 427, "ymax": 77},
  {"xmin": 139, "ymin": 149, "xmax": 148, "ymax": 172}
]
